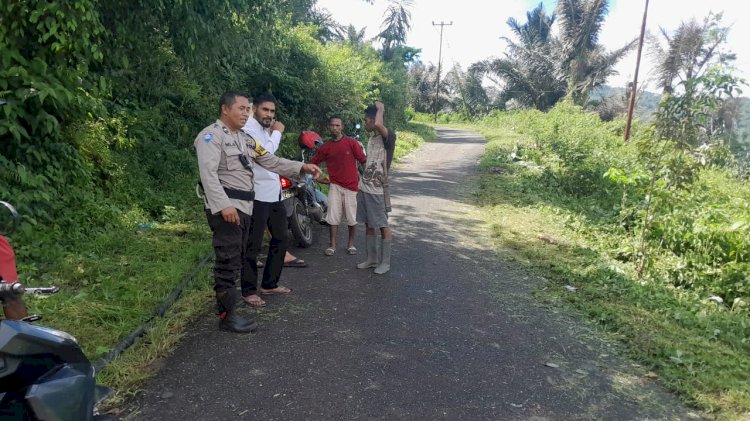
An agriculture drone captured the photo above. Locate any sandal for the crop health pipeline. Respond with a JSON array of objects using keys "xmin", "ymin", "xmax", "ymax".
[
  {"xmin": 283, "ymin": 257, "xmax": 307, "ymax": 267},
  {"xmin": 324, "ymin": 247, "xmax": 335, "ymax": 256},
  {"xmin": 260, "ymin": 286, "xmax": 293, "ymax": 295},
  {"xmin": 242, "ymin": 294, "xmax": 266, "ymax": 307},
  {"xmin": 346, "ymin": 246, "xmax": 357, "ymax": 255}
]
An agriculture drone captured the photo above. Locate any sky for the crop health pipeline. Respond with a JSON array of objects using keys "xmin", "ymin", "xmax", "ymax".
[{"xmin": 315, "ymin": 0, "xmax": 750, "ymax": 92}]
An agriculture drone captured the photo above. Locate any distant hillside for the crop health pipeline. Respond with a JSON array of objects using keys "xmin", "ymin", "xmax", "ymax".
[{"xmin": 590, "ymin": 85, "xmax": 661, "ymax": 117}]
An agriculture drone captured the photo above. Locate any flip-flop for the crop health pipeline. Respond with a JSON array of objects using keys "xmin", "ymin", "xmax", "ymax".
[
  {"xmin": 283, "ymin": 258, "xmax": 307, "ymax": 267},
  {"xmin": 242, "ymin": 295, "xmax": 266, "ymax": 307},
  {"xmin": 324, "ymin": 247, "xmax": 335, "ymax": 256},
  {"xmin": 346, "ymin": 246, "xmax": 357, "ymax": 255},
  {"xmin": 260, "ymin": 286, "xmax": 293, "ymax": 295}
]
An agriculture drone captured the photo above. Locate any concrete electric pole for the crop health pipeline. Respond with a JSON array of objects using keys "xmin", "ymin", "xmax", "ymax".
[
  {"xmin": 624, "ymin": 0, "xmax": 649, "ymax": 142},
  {"xmin": 432, "ymin": 21, "xmax": 452, "ymax": 123}
]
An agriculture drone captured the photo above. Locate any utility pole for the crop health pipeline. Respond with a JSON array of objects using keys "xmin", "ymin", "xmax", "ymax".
[
  {"xmin": 432, "ymin": 21, "xmax": 452, "ymax": 123},
  {"xmin": 624, "ymin": 0, "xmax": 649, "ymax": 142}
]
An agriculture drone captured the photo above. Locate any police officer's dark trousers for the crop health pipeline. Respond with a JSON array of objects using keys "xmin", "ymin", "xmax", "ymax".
[
  {"xmin": 242, "ymin": 199, "xmax": 288, "ymax": 296},
  {"xmin": 206, "ymin": 209, "xmax": 252, "ymax": 309}
]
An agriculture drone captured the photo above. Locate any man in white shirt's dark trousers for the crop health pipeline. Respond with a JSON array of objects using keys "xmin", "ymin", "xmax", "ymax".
[{"xmin": 240, "ymin": 94, "xmax": 293, "ymax": 307}]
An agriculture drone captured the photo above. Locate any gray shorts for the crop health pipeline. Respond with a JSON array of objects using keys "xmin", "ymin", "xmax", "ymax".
[{"xmin": 356, "ymin": 191, "xmax": 389, "ymax": 228}]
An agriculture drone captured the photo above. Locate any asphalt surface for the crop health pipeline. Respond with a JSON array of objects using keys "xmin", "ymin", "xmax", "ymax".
[{"xmin": 125, "ymin": 128, "xmax": 700, "ymax": 420}]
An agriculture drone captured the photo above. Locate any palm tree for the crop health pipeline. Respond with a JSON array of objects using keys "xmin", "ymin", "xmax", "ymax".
[
  {"xmin": 334, "ymin": 24, "xmax": 368, "ymax": 49},
  {"xmin": 444, "ymin": 64, "xmax": 491, "ymax": 118},
  {"xmin": 473, "ymin": 2, "xmax": 565, "ymax": 110},
  {"xmin": 409, "ymin": 62, "xmax": 442, "ymax": 113},
  {"xmin": 506, "ymin": 2, "xmax": 554, "ymax": 46},
  {"xmin": 556, "ymin": 0, "xmax": 636, "ymax": 105},
  {"xmin": 376, "ymin": 0, "xmax": 414, "ymax": 61},
  {"xmin": 306, "ymin": 7, "xmax": 343, "ymax": 43},
  {"xmin": 650, "ymin": 13, "xmax": 735, "ymax": 95},
  {"xmin": 651, "ymin": 13, "xmax": 741, "ymax": 147}
]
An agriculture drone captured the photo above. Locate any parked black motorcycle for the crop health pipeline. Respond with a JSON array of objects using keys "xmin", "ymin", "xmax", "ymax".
[
  {"xmin": 0, "ymin": 201, "xmax": 112, "ymax": 420},
  {"xmin": 281, "ymin": 131, "xmax": 329, "ymax": 247}
]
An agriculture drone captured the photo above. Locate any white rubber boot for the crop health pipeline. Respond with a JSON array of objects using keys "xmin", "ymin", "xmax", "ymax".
[
  {"xmin": 357, "ymin": 235, "xmax": 379, "ymax": 269},
  {"xmin": 374, "ymin": 239, "xmax": 391, "ymax": 274}
]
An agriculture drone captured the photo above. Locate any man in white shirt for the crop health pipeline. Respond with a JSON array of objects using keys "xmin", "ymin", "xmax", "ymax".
[{"xmin": 240, "ymin": 94, "xmax": 294, "ymax": 306}]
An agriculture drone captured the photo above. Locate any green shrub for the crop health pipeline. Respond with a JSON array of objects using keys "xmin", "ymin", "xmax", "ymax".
[{"xmin": 477, "ymin": 105, "xmax": 750, "ymax": 307}]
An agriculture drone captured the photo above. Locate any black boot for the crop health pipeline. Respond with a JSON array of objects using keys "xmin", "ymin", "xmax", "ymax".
[{"xmin": 216, "ymin": 290, "xmax": 258, "ymax": 333}]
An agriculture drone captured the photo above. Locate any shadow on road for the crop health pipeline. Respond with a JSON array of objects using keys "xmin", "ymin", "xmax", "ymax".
[{"xmin": 122, "ymin": 128, "xmax": 699, "ymax": 421}]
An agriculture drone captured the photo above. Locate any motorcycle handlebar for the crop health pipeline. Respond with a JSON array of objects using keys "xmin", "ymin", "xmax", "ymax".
[
  {"xmin": 0, "ymin": 282, "xmax": 25, "ymax": 296},
  {"xmin": 25, "ymin": 286, "xmax": 61, "ymax": 295},
  {"xmin": 0, "ymin": 281, "xmax": 59, "ymax": 298}
]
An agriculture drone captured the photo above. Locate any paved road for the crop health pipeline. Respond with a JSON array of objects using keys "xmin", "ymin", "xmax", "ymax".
[{"xmin": 125, "ymin": 128, "xmax": 698, "ymax": 420}]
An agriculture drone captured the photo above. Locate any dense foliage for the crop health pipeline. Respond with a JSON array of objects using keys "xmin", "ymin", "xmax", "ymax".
[
  {"xmin": 1, "ymin": 0, "xmax": 412, "ymax": 265},
  {"xmin": 480, "ymin": 102, "xmax": 749, "ymax": 308}
]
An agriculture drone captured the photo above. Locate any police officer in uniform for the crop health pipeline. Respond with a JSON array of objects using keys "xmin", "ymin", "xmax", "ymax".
[{"xmin": 195, "ymin": 91, "xmax": 321, "ymax": 333}]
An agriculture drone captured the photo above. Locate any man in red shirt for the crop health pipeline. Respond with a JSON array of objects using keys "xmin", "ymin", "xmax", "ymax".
[
  {"xmin": 1, "ymin": 235, "xmax": 28, "ymax": 320},
  {"xmin": 312, "ymin": 117, "xmax": 366, "ymax": 256}
]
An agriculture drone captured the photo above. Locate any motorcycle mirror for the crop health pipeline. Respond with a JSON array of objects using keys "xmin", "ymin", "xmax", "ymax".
[{"xmin": 0, "ymin": 201, "xmax": 20, "ymax": 236}]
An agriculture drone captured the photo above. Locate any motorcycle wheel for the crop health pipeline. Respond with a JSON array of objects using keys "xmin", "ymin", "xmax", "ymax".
[{"xmin": 289, "ymin": 197, "xmax": 313, "ymax": 248}]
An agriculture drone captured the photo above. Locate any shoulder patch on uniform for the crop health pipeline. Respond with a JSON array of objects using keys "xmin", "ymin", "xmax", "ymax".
[
  {"xmin": 254, "ymin": 141, "xmax": 268, "ymax": 156},
  {"xmin": 203, "ymin": 133, "xmax": 213, "ymax": 142}
]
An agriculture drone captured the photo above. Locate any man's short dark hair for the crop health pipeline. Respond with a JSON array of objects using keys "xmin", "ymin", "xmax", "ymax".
[
  {"xmin": 364, "ymin": 105, "xmax": 378, "ymax": 119},
  {"xmin": 329, "ymin": 115, "xmax": 343, "ymax": 123},
  {"xmin": 253, "ymin": 93, "xmax": 277, "ymax": 106},
  {"xmin": 219, "ymin": 91, "xmax": 247, "ymax": 115}
]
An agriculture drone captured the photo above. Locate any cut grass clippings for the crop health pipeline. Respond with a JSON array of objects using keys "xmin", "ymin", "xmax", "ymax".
[{"xmin": 443, "ymin": 121, "xmax": 750, "ymax": 420}]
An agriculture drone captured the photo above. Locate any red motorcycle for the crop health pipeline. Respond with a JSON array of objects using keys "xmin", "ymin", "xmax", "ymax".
[{"xmin": 280, "ymin": 131, "xmax": 329, "ymax": 248}]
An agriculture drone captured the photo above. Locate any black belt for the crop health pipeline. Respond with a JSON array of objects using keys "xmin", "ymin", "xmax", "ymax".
[
  {"xmin": 224, "ymin": 187, "xmax": 254, "ymax": 201},
  {"xmin": 197, "ymin": 181, "xmax": 255, "ymax": 201}
]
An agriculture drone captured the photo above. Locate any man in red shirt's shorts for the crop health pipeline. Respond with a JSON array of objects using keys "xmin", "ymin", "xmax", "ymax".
[
  {"xmin": 312, "ymin": 116, "xmax": 367, "ymax": 256},
  {"xmin": 1, "ymin": 235, "xmax": 28, "ymax": 320}
]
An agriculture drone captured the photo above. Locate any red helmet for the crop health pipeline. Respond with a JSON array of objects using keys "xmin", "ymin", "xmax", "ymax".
[{"xmin": 298, "ymin": 131, "xmax": 323, "ymax": 150}]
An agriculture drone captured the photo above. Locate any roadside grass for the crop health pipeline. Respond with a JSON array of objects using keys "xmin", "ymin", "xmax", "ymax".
[
  {"xmin": 394, "ymin": 122, "xmax": 434, "ymax": 161},
  {"xmin": 447, "ymin": 121, "xmax": 750, "ymax": 420},
  {"xmin": 21, "ymin": 215, "xmax": 210, "ymax": 358},
  {"xmin": 95, "ymin": 280, "xmax": 213, "ymax": 408},
  {"xmin": 16, "ymin": 122, "xmax": 434, "ymax": 407},
  {"xmin": 19, "ymin": 207, "xmax": 214, "ymax": 403}
]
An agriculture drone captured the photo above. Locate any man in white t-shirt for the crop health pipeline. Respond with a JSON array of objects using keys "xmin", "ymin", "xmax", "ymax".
[{"xmin": 240, "ymin": 94, "xmax": 295, "ymax": 306}]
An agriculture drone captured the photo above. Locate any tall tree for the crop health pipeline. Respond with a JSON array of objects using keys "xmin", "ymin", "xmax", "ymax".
[
  {"xmin": 408, "ymin": 63, "xmax": 441, "ymax": 113},
  {"xmin": 650, "ymin": 12, "xmax": 736, "ymax": 95},
  {"xmin": 652, "ymin": 14, "xmax": 743, "ymax": 149},
  {"xmin": 376, "ymin": 0, "xmax": 414, "ymax": 61},
  {"xmin": 473, "ymin": 2, "xmax": 564, "ymax": 110},
  {"xmin": 336, "ymin": 24, "xmax": 368, "ymax": 47},
  {"xmin": 305, "ymin": 7, "xmax": 344, "ymax": 43},
  {"xmin": 444, "ymin": 64, "xmax": 491, "ymax": 118},
  {"xmin": 556, "ymin": 0, "xmax": 636, "ymax": 105}
]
